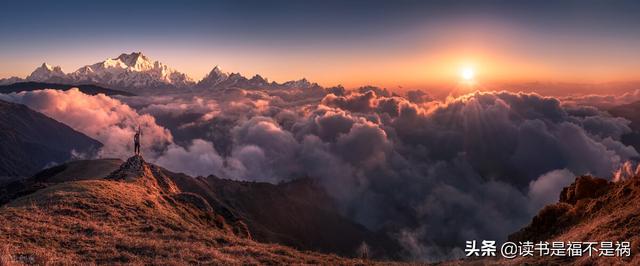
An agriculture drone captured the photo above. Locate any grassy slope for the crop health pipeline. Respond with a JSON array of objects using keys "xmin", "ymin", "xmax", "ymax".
[
  {"xmin": 445, "ymin": 176, "xmax": 640, "ymax": 265},
  {"xmin": 504, "ymin": 176, "xmax": 640, "ymax": 265},
  {"xmin": 8, "ymin": 157, "xmax": 400, "ymax": 260},
  {"xmin": 0, "ymin": 172, "xmax": 370, "ymax": 264}
]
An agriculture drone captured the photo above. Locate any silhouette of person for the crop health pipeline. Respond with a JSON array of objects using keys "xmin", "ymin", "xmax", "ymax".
[{"xmin": 134, "ymin": 126, "xmax": 142, "ymax": 155}]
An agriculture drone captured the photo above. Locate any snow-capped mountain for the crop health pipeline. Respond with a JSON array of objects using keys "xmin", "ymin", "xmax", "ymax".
[
  {"xmin": 26, "ymin": 63, "xmax": 67, "ymax": 83},
  {"xmin": 196, "ymin": 66, "xmax": 229, "ymax": 88},
  {"xmin": 282, "ymin": 78, "xmax": 315, "ymax": 89},
  {"xmin": 196, "ymin": 66, "xmax": 319, "ymax": 90},
  {"xmin": 196, "ymin": 66, "xmax": 271, "ymax": 89},
  {"xmin": 67, "ymin": 52, "xmax": 195, "ymax": 89},
  {"xmin": 7, "ymin": 52, "xmax": 323, "ymax": 92}
]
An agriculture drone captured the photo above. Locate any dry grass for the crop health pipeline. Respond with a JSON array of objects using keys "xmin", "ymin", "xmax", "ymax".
[
  {"xmin": 462, "ymin": 176, "xmax": 640, "ymax": 266},
  {"xmin": 0, "ymin": 179, "xmax": 382, "ymax": 265}
]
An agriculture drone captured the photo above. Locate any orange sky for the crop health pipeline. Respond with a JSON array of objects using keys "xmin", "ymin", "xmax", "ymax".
[{"xmin": 2, "ymin": 15, "xmax": 639, "ymax": 93}]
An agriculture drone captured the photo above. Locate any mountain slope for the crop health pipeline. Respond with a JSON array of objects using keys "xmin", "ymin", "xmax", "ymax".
[
  {"xmin": 0, "ymin": 159, "xmax": 124, "ymax": 205},
  {"xmin": 0, "ymin": 81, "xmax": 134, "ymax": 96},
  {"xmin": 0, "ymin": 157, "xmax": 400, "ymax": 260},
  {"xmin": 0, "ymin": 100, "xmax": 102, "ymax": 177},
  {"xmin": 0, "ymin": 156, "xmax": 366, "ymax": 264},
  {"xmin": 501, "ymin": 174, "xmax": 640, "ymax": 265},
  {"xmin": 169, "ymin": 174, "xmax": 401, "ymax": 259}
]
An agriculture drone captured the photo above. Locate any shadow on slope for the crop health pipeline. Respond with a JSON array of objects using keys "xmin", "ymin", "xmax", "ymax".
[
  {"xmin": 0, "ymin": 100, "xmax": 102, "ymax": 177},
  {"xmin": 0, "ymin": 156, "xmax": 402, "ymax": 260},
  {"xmin": 0, "ymin": 156, "xmax": 365, "ymax": 264},
  {"xmin": 503, "ymin": 174, "xmax": 639, "ymax": 265}
]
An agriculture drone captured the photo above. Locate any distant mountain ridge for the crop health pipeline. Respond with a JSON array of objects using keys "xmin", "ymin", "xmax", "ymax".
[
  {"xmin": 195, "ymin": 65, "xmax": 320, "ymax": 90},
  {"xmin": 0, "ymin": 82, "xmax": 135, "ymax": 96},
  {"xmin": 27, "ymin": 63, "xmax": 66, "ymax": 83},
  {"xmin": 14, "ymin": 52, "xmax": 194, "ymax": 91},
  {"xmin": 0, "ymin": 52, "xmax": 322, "ymax": 92},
  {"xmin": 67, "ymin": 52, "xmax": 195, "ymax": 89}
]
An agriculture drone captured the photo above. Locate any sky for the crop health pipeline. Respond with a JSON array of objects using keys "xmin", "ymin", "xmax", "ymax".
[{"xmin": 1, "ymin": 0, "xmax": 640, "ymax": 90}]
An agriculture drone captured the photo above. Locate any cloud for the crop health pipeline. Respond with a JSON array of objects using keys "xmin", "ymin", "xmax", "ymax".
[
  {"xmin": 3, "ymin": 86, "xmax": 637, "ymax": 261},
  {"xmin": 561, "ymin": 89, "xmax": 640, "ymax": 108},
  {"xmin": 228, "ymin": 116, "xmax": 301, "ymax": 182},
  {"xmin": 0, "ymin": 88, "xmax": 172, "ymax": 159},
  {"xmin": 527, "ymin": 169, "xmax": 575, "ymax": 211},
  {"xmin": 291, "ymin": 89, "xmax": 636, "ymax": 260},
  {"xmin": 154, "ymin": 139, "xmax": 224, "ymax": 177},
  {"xmin": 139, "ymin": 96, "xmax": 220, "ymax": 126},
  {"xmin": 145, "ymin": 88, "xmax": 634, "ymax": 261},
  {"xmin": 321, "ymin": 90, "xmax": 378, "ymax": 113},
  {"xmin": 334, "ymin": 121, "xmax": 390, "ymax": 167},
  {"xmin": 405, "ymin": 89, "xmax": 432, "ymax": 104}
]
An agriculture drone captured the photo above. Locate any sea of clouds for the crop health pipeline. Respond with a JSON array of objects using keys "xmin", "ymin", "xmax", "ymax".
[{"xmin": 2, "ymin": 85, "xmax": 638, "ymax": 261}]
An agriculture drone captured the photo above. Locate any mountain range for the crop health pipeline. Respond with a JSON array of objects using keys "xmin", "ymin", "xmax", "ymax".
[{"xmin": 0, "ymin": 52, "xmax": 321, "ymax": 92}]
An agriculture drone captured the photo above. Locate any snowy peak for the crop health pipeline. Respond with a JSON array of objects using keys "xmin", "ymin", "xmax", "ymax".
[
  {"xmin": 116, "ymin": 52, "xmax": 146, "ymax": 65},
  {"xmin": 196, "ymin": 68, "xmax": 321, "ymax": 90},
  {"xmin": 38, "ymin": 62, "xmax": 64, "ymax": 73},
  {"xmin": 16, "ymin": 52, "xmax": 323, "ymax": 91},
  {"xmin": 87, "ymin": 52, "xmax": 166, "ymax": 73},
  {"xmin": 283, "ymin": 78, "xmax": 317, "ymax": 89},
  {"xmin": 115, "ymin": 52, "xmax": 154, "ymax": 71},
  {"xmin": 197, "ymin": 66, "xmax": 229, "ymax": 88},
  {"xmin": 209, "ymin": 66, "xmax": 225, "ymax": 77},
  {"xmin": 40, "ymin": 63, "xmax": 54, "ymax": 71},
  {"xmin": 65, "ymin": 52, "xmax": 195, "ymax": 90},
  {"xmin": 250, "ymin": 74, "xmax": 268, "ymax": 84},
  {"xmin": 26, "ymin": 63, "xmax": 67, "ymax": 82}
]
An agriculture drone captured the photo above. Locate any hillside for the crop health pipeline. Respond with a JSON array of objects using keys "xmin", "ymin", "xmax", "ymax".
[
  {"xmin": 0, "ymin": 159, "xmax": 123, "ymax": 205},
  {"xmin": 0, "ymin": 100, "xmax": 102, "ymax": 177},
  {"xmin": 0, "ymin": 156, "xmax": 370, "ymax": 264},
  {"xmin": 440, "ymin": 172, "xmax": 640, "ymax": 265},
  {"xmin": 503, "ymin": 174, "xmax": 640, "ymax": 265},
  {"xmin": 171, "ymin": 174, "xmax": 401, "ymax": 259}
]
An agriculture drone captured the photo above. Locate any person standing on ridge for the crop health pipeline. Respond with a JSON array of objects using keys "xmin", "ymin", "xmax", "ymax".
[{"xmin": 134, "ymin": 126, "xmax": 142, "ymax": 155}]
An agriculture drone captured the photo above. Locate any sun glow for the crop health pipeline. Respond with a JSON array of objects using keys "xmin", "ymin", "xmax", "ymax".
[{"xmin": 460, "ymin": 67, "xmax": 475, "ymax": 81}]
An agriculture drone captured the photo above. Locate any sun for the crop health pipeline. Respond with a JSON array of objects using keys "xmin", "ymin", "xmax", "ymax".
[{"xmin": 460, "ymin": 67, "xmax": 475, "ymax": 81}]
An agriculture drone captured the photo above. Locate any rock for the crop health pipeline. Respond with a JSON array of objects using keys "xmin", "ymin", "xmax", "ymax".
[
  {"xmin": 559, "ymin": 175, "xmax": 610, "ymax": 204},
  {"xmin": 107, "ymin": 155, "xmax": 179, "ymax": 194}
]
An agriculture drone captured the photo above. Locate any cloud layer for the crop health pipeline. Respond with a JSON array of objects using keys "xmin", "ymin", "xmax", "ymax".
[
  {"xmin": 0, "ymin": 88, "xmax": 172, "ymax": 159},
  {"xmin": 2, "ymin": 86, "xmax": 637, "ymax": 261}
]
